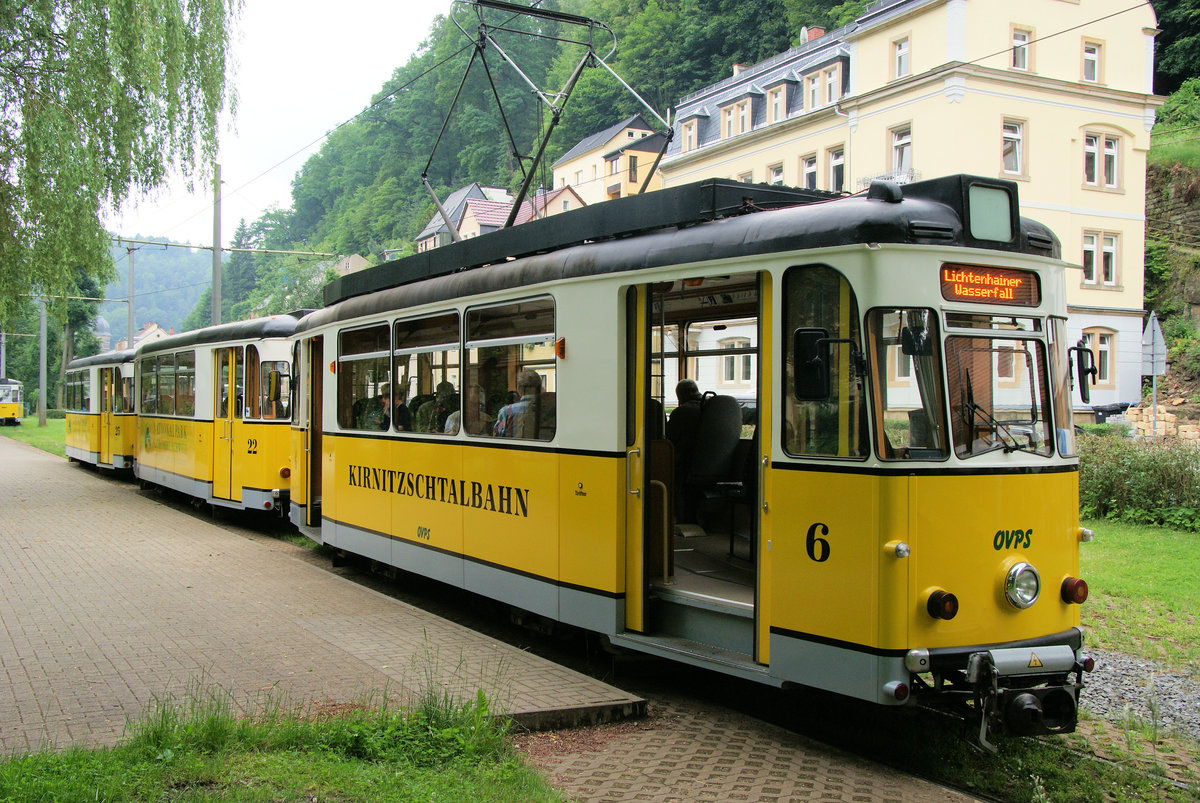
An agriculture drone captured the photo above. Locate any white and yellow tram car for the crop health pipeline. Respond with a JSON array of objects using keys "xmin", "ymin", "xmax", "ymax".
[
  {"xmin": 0, "ymin": 377, "xmax": 23, "ymax": 425},
  {"xmin": 292, "ymin": 175, "xmax": 1093, "ymax": 744},
  {"xmin": 64, "ymin": 350, "xmax": 137, "ymax": 468},
  {"xmin": 134, "ymin": 316, "xmax": 298, "ymax": 512}
]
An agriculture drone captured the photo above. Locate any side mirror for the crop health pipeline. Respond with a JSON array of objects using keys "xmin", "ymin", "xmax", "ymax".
[
  {"xmin": 1069, "ymin": 340, "xmax": 1097, "ymax": 404},
  {"xmin": 266, "ymin": 370, "xmax": 282, "ymax": 403},
  {"xmin": 901, "ymin": 325, "xmax": 932, "ymax": 356},
  {"xmin": 794, "ymin": 328, "xmax": 830, "ymax": 400}
]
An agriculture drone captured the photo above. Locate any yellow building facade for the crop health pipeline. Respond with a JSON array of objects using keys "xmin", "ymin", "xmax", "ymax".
[
  {"xmin": 552, "ymin": 114, "xmax": 666, "ymax": 204},
  {"xmin": 660, "ymin": 0, "xmax": 1161, "ymax": 409}
]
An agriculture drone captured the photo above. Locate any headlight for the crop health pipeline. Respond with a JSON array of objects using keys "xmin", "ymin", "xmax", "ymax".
[{"xmin": 1005, "ymin": 562, "xmax": 1041, "ymax": 609}]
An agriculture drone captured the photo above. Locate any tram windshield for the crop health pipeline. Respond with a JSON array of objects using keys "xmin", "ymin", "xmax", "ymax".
[
  {"xmin": 868, "ymin": 309, "xmax": 948, "ymax": 460},
  {"xmin": 945, "ymin": 329, "xmax": 1054, "ymax": 458}
]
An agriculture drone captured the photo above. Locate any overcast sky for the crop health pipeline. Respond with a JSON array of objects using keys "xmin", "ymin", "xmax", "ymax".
[{"xmin": 106, "ymin": 0, "xmax": 452, "ymax": 249}]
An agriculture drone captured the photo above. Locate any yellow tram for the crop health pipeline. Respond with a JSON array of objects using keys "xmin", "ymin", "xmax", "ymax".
[
  {"xmin": 134, "ymin": 316, "xmax": 298, "ymax": 512},
  {"xmin": 64, "ymin": 350, "xmax": 137, "ymax": 468},
  {"xmin": 0, "ymin": 377, "xmax": 22, "ymax": 425},
  {"xmin": 290, "ymin": 175, "xmax": 1096, "ymax": 745}
]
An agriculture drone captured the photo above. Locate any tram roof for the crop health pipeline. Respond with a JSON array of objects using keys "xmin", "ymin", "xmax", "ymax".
[
  {"xmin": 300, "ymin": 174, "xmax": 1059, "ymax": 333},
  {"xmin": 66, "ymin": 348, "xmax": 137, "ymax": 370},
  {"xmin": 136, "ymin": 315, "xmax": 302, "ymax": 358},
  {"xmin": 0, "ymin": 377, "xmax": 20, "ymax": 386}
]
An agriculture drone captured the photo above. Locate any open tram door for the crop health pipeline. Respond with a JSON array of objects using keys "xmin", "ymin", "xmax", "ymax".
[
  {"xmin": 305, "ymin": 337, "xmax": 323, "ymax": 527},
  {"xmin": 623, "ymin": 272, "xmax": 770, "ymax": 669},
  {"xmin": 213, "ymin": 346, "xmax": 244, "ymax": 502},
  {"xmin": 99, "ymin": 367, "xmax": 114, "ymax": 466}
]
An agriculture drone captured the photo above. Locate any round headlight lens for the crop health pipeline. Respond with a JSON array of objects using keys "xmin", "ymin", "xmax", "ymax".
[{"xmin": 1005, "ymin": 562, "xmax": 1041, "ymax": 608}]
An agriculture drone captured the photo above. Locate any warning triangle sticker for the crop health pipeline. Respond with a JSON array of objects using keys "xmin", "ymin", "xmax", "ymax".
[{"xmin": 1028, "ymin": 653, "xmax": 1043, "ymax": 668}]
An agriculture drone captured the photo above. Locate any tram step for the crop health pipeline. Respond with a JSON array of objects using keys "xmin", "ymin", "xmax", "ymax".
[{"xmin": 608, "ymin": 631, "xmax": 779, "ymax": 687}]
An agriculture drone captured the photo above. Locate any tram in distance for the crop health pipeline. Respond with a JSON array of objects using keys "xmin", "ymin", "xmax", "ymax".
[
  {"xmin": 66, "ymin": 317, "xmax": 299, "ymax": 511},
  {"xmin": 0, "ymin": 377, "xmax": 23, "ymax": 425},
  {"xmin": 67, "ymin": 174, "xmax": 1099, "ymax": 747}
]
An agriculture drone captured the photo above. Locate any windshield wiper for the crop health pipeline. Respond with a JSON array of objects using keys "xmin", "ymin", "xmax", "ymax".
[{"xmin": 963, "ymin": 370, "xmax": 1035, "ymax": 455}]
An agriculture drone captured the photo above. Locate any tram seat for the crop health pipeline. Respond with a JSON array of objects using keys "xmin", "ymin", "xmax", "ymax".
[
  {"xmin": 686, "ymin": 395, "xmax": 742, "ymax": 485},
  {"xmin": 715, "ymin": 437, "xmax": 758, "ymax": 558},
  {"xmin": 685, "ymin": 395, "xmax": 743, "ymax": 532},
  {"xmin": 536, "ymin": 392, "xmax": 556, "ymax": 440}
]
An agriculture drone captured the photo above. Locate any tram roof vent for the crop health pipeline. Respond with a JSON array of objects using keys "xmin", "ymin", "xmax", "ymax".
[{"xmin": 866, "ymin": 180, "xmax": 903, "ymax": 203}]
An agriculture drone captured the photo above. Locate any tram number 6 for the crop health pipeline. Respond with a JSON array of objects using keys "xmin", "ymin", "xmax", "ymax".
[
  {"xmin": 246, "ymin": 438, "xmax": 259, "ymax": 455},
  {"xmin": 806, "ymin": 522, "xmax": 831, "ymax": 563}
]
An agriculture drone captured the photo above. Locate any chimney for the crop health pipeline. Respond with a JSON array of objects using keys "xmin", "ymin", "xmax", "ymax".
[
  {"xmin": 802, "ymin": 26, "xmax": 825, "ymax": 43},
  {"xmin": 732, "ymin": 63, "xmax": 750, "ymax": 76}
]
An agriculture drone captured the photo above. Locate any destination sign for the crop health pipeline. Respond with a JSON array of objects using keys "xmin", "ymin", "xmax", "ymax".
[{"xmin": 940, "ymin": 264, "xmax": 1039, "ymax": 306}]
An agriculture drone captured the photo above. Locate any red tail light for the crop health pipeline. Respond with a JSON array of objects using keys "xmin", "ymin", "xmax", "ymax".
[
  {"xmin": 926, "ymin": 589, "xmax": 959, "ymax": 620},
  {"xmin": 1061, "ymin": 577, "xmax": 1088, "ymax": 605},
  {"xmin": 280, "ymin": 467, "xmax": 291, "ymax": 479}
]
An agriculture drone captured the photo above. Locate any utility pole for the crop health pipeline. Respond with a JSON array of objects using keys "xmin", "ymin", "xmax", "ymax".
[
  {"xmin": 1, "ymin": 331, "xmax": 5, "ymax": 376},
  {"xmin": 127, "ymin": 242, "xmax": 135, "ymax": 349},
  {"xmin": 38, "ymin": 298, "xmax": 46, "ymax": 427},
  {"xmin": 211, "ymin": 162, "xmax": 221, "ymax": 326}
]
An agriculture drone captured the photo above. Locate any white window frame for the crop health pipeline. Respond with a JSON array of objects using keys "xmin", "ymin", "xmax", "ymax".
[
  {"xmin": 1083, "ymin": 134, "xmax": 1099, "ymax": 186},
  {"xmin": 1101, "ymin": 234, "xmax": 1118, "ymax": 285},
  {"xmin": 1002, "ymin": 120, "xmax": 1023, "ymax": 175},
  {"xmin": 769, "ymin": 88, "xmax": 783, "ymax": 123},
  {"xmin": 824, "ymin": 66, "xmax": 840, "ymax": 104},
  {"xmin": 802, "ymin": 155, "xmax": 817, "ymax": 189},
  {"xmin": 828, "ymin": 148, "xmax": 844, "ymax": 193},
  {"xmin": 892, "ymin": 127, "xmax": 912, "ymax": 175},
  {"xmin": 1012, "ymin": 28, "xmax": 1030, "ymax": 70},
  {"xmin": 1082, "ymin": 232, "xmax": 1097, "ymax": 284},
  {"xmin": 808, "ymin": 76, "xmax": 819, "ymax": 109},
  {"xmin": 1083, "ymin": 41, "xmax": 1101, "ymax": 83},
  {"xmin": 894, "ymin": 37, "xmax": 910, "ymax": 78},
  {"xmin": 1103, "ymin": 136, "xmax": 1119, "ymax": 188},
  {"xmin": 768, "ymin": 164, "xmax": 784, "ymax": 185}
]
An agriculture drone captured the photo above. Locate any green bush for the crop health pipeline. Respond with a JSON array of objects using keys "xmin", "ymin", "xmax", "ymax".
[
  {"xmin": 45, "ymin": 409, "xmax": 65, "ymax": 420},
  {"xmin": 1078, "ymin": 434, "xmax": 1200, "ymax": 530}
]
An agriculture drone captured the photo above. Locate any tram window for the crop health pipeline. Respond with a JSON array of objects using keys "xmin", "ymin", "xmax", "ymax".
[
  {"xmin": 157, "ymin": 354, "xmax": 175, "ymax": 416},
  {"xmin": 245, "ymin": 346, "xmax": 261, "ymax": 419},
  {"xmin": 394, "ymin": 312, "xmax": 460, "ymax": 434},
  {"xmin": 465, "ymin": 298, "xmax": 556, "ymax": 440},
  {"xmin": 261, "ymin": 361, "xmax": 290, "ymax": 420},
  {"xmin": 337, "ymin": 323, "xmax": 391, "ymax": 431},
  {"xmin": 80, "ymin": 372, "xmax": 91, "ymax": 412},
  {"xmin": 782, "ymin": 265, "xmax": 868, "ymax": 458},
  {"xmin": 946, "ymin": 335, "xmax": 1053, "ymax": 458},
  {"xmin": 115, "ymin": 372, "xmax": 132, "ymax": 414},
  {"xmin": 139, "ymin": 358, "xmax": 157, "ymax": 414},
  {"xmin": 175, "ymin": 351, "xmax": 196, "ymax": 417},
  {"xmin": 867, "ymin": 309, "xmax": 948, "ymax": 460}
]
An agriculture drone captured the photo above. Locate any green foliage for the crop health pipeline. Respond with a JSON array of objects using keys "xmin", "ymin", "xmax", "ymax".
[
  {"xmin": 1078, "ymin": 433, "xmax": 1200, "ymax": 529},
  {"xmin": 1151, "ymin": 0, "xmax": 1200, "ymax": 94},
  {"xmin": 0, "ymin": 684, "xmax": 555, "ymax": 802},
  {"xmin": 0, "ymin": 0, "xmax": 238, "ymax": 325}
]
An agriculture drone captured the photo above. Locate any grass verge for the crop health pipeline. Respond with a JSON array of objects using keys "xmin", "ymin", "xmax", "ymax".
[
  {"xmin": 1079, "ymin": 519, "xmax": 1200, "ymax": 674},
  {"xmin": 0, "ymin": 416, "xmax": 66, "ymax": 458},
  {"xmin": 0, "ymin": 683, "xmax": 561, "ymax": 802}
]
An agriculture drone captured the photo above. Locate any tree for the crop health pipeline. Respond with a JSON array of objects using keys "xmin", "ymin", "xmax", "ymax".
[
  {"xmin": 1152, "ymin": 0, "xmax": 1200, "ymax": 95},
  {"xmin": 0, "ymin": 0, "xmax": 239, "ymax": 325}
]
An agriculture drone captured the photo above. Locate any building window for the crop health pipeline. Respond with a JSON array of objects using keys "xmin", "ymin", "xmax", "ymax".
[
  {"xmin": 738, "ymin": 100, "xmax": 750, "ymax": 134},
  {"xmin": 808, "ymin": 76, "xmax": 819, "ymax": 109},
  {"xmin": 1082, "ymin": 330, "xmax": 1114, "ymax": 385},
  {"xmin": 1012, "ymin": 28, "xmax": 1030, "ymax": 70},
  {"xmin": 802, "ymin": 155, "xmax": 817, "ymax": 189},
  {"xmin": 892, "ymin": 127, "xmax": 912, "ymax": 175},
  {"xmin": 824, "ymin": 66, "xmax": 841, "ymax": 104},
  {"xmin": 1082, "ymin": 231, "xmax": 1119, "ymax": 287},
  {"xmin": 609, "ymin": 158, "xmax": 619, "ymax": 176},
  {"xmin": 682, "ymin": 121, "xmax": 695, "ymax": 152},
  {"xmin": 828, "ymin": 148, "xmax": 844, "ymax": 193},
  {"xmin": 1083, "ymin": 41, "xmax": 1102, "ymax": 82},
  {"xmin": 561, "ymin": 200, "xmax": 569, "ymax": 212},
  {"xmin": 1103, "ymin": 136, "xmax": 1119, "ymax": 188},
  {"xmin": 723, "ymin": 108, "xmax": 734, "ymax": 138},
  {"xmin": 1084, "ymin": 133, "xmax": 1120, "ymax": 188},
  {"xmin": 894, "ymin": 37, "xmax": 910, "ymax": 78},
  {"xmin": 628, "ymin": 155, "xmax": 639, "ymax": 184},
  {"xmin": 738, "ymin": 171, "xmax": 753, "ymax": 184},
  {"xmin": 768, "ymin": 164, "xmax": 784, "ymax": 185},
  {"xmin": 1002, "ymin": 121, "xmax": 1023, "ymax": 175},
  {"xmin": 574, "ymin": 170, "xmax": 582, "ymax": 185},
  {"xmin": 769, "ymin": 87, "xmax": 784, "ymax": 123}
]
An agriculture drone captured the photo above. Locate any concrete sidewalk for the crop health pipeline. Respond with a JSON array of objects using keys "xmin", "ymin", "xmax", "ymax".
[{"xmin": 0, "ymin": 437, "xmax": 641, "ymax": 754}]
